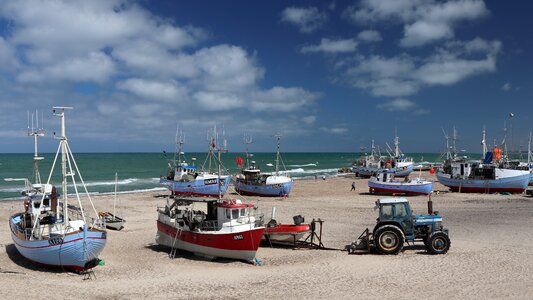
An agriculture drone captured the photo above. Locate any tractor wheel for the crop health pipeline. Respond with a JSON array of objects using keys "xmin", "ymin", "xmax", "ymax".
[
  {"xmin": 374, "ymin": 225, "xmax": 405, "ymax": 255},
  {"xmin": 426, "ymin": 232, "xmax": 450, "ymax": 254}
]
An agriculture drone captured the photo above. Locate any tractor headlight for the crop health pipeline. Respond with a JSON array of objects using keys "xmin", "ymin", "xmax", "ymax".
[{"xmin": 435, "ymin": 221, "xmax": 442, "ymax": 231}]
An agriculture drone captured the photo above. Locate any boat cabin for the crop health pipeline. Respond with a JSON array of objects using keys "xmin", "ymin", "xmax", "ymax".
[
  {"xmin": 167, "ymin": 163, "xmax": 199, "ymax": 182},
  {"xmin": 450, "ymin": 161, "xmax": 495, "ymax": 180}
]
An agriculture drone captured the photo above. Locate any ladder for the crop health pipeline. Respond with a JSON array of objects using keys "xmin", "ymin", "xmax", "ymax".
[{"xmin": 169, "ymin": 227, "xmax": 182, "ymax": 259}]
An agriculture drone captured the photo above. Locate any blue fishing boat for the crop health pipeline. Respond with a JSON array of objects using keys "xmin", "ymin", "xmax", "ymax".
[
  {"xmin": 368, "ymin": 171, "xmax": 434, "ymax": 195},
  {"xmin": 160, "ymin": 128, "xmax": 230, "ymax": 197},
  {"xmin": 437, "ymin": 128, "xmax": 530, "ymax": 193},
  {"xmin": 9, "ymin": 107, "xmax": 106, "ymax": 272},
  {"xmin": 234, "ymin": 134, "xmax": 293, "ymax": 197}
]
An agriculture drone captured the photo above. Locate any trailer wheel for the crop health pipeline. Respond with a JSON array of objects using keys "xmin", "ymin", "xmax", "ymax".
[
  {"xmin": 427, "ymin": 232, "xmax": 450, "ymax": 254},
  {"xmin": 374, "ymin": 225, "xmax": 404, "ymax": 255}
]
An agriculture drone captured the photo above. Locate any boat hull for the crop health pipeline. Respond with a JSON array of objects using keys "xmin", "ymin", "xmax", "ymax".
[
  {"xmin": 160, "ymin": 175, "xmax": 231, "ymax": 197},
  {"xmin": 437, "ymin": 172, "xmax": 530, "ymax": 193},
  {"xmin": 368, "ymin": 180, "xmax": 434, "ymax": 195},
  {"xmin": 9, "ymin": 215, "xmax": 106, "ymax": 272},
  {"xmin": 156, "ymin": 220, "xmax": 264, "ymax": 261},
  {"xmin": 262, "ymin": 224, "xmax": 310, "ymax": 245},
  {"xmin": 234, "ymin": 181, "xmax": 293, "ymax": 197}
]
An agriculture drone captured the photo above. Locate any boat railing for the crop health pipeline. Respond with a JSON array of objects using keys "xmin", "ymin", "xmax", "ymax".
[{"xmin": 67, "ymin": 205, "xmax": 105, "ymax": 229}]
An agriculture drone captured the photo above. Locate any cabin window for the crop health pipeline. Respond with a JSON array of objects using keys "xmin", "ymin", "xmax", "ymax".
[
  {"xmin": 232, "ymin": 209, "xmax": 239, "ymax": 219},
  {"xmin": 380, "ymin": 205, "xmax": 393, "ymax": 218},
  {"xmin": 394, "ymin": 203, "xmax": 408, "ymax": 218},
  {"xmin": 226, "ymin": 209, "xmax": 231, "ymax": 220},
  {"xmin": 240, "ymin": 208, "xmax": 246, "ymax": 216}
]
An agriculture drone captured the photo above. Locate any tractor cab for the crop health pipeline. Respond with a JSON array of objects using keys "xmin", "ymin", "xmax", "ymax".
[{"xmin": 375, "ymin": 198, "xmax": 415, "ymax": 237}]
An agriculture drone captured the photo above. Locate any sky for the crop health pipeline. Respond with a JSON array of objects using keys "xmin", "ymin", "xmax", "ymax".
[{"xmin": 0, "ymin": 0, "xmax": 532, "ymax": 154}]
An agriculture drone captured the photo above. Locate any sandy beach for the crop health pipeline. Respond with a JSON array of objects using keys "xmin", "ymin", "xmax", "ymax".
[{"xmin": 1, "ymin": 174, "xmax": 533, "ymax": 299}]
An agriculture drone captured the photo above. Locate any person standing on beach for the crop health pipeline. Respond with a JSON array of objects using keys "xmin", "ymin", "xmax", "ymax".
[{"xmin": 351, "ymin": 181, "xmax": 356, "ymax": 191}]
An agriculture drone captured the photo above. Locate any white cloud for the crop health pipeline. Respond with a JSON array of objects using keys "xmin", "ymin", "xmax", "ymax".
[
  {"xmin": 193, "ymin": 45, "xmax": 264, "ymax": 92},
  {"xmin": 250, "ymin": 87, "xmax": 320, "ymax": 113},
  {"xmin": 357, "ymin": 30, "xmax": 382, "ymax": 43},
  {"xmin": 194, "ymin": 91, "xmax": 244, "ymax": 111},
  {"xmin": 117, "ymin": 78, "xmax": 188, "ymax": 102},
  {"xmin": 339, "ymin": 37, "xmax": 500, "ymax": 97},
  {"xmin": 280, "ymin": 6, "xmax": 327, "ymax": 33},
  {"xmin": 301, "ymin": 38, "xmax": 358, "ymax": 54},
  {"xmin": 344, "ymin": 0, "xmax": 489, "ymax": 47},
  {"xmin": 376, "ymin": 98, "xmax": 430, "ymax": 115},
  {"xmin": 301, "ymin": 115, "xmax": 316, "ymax": 125},
  {"xmin": 17, "ymin": 51, "xmax": 116, "ymax": 83},
  {"xmin": 320, "ymin": 127, "xmax": 349, "ymax": 134}
]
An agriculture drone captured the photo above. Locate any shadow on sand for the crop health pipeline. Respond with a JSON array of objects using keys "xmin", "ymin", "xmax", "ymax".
[{"xmin": 143, "ymin": 243, "xmax": 241, "ymax": 264}]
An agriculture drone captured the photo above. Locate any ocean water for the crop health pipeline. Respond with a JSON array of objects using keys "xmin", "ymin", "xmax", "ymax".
[{"xmin": 0, "ymin": 152, "xmax": 442, "ymax": 200}]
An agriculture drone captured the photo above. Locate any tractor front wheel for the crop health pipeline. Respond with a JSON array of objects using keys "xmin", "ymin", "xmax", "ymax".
[
  {"xmin": 426, "ymin": 232, "xmax": 450, "ymax": 254},
  {"xmin": 374, "ymin": 225, "xmax": 405, "ymax": 255}
]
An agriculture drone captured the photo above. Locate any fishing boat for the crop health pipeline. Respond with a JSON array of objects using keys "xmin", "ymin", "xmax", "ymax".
[
  {"xmin": 160, "ymin": 128, "xmax": 230, "ymax": 197},
  {"xmin": 436, "ymin": 128, "xmax": 530, "ymax": 193},
  {"xmin": 155, "ymin": 129, "xmax": 265, "ymax": 262},
  {"xmin": 368, "ymin": 171, "xmax": 434, "ymax": 195},
  {"xmin": 234, "ymin": 134, "xmax": 293, "ymax": 197},
  {"xmin": 262, "ymin": 207, "xmax": 310, "ymax": 246},
  {"xmin": 353, "ymin": 135, "xmax": 414, "ymax": 178},
  {"xmin": 99, "ymin": 173, "xmax": 126, "ymax": 231},
  {"xmin": 9, "ymin": 107, "xmax": 106, "ymax": 272}
]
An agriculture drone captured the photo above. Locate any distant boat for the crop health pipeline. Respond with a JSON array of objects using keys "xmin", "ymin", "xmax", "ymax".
[
  {"xmin": 9, "ymin": 107, "xmax": 106, "ymax": 272},
  {"xmin": 353, "ymin": 135, "xmax": 413, "ymax": 178},
  {"xmin": 234, "ymin": 134, "xmax": 293, "ymax": 197},
  {"xmin": 160, "ymin": 128, "xmax": 230, "ymax": 197},
  {"xmin": 368, "ymin": 171, "xmax": 434, "ymax": 195},
  {"xmin": 100, "ymin": 173, "xmax": 126, "ymax": 231}
]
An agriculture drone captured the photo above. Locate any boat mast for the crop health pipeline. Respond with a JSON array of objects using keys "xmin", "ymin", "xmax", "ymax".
[
  {"xmin": 452, "ymin": 127, "xmax": 458, "ymax": 159},
  {"xmin": 215, "ymin": 126, "xmax": 227, "ymax": 199},
  {"xmin": 113, "ymin": 172, "xmax": 117, "ymax": 220},
  {"xmin": 394, "ymin": 132, "xmax": 400, "ymax": 158},
  {"xmin": 274, "ymin": 133, "xmax": 282, "ymax": 176},
  {"xmin": 481, "ymin": 126, "xmax": 487, "ymax": 158},
  {"xmin": 174, "ymin": 125, "xmax": 185, "ymax": 166},
  {"xmin": 527, "ymin": 132, "xmax": 533, "ymax": 168},
  {"xmin": 28, "ymin": 110, "xmax": 45, "ymax": 185},
  {"xmin": 243, "ymin": 133, "xmax": 253, "ymax": 168}
]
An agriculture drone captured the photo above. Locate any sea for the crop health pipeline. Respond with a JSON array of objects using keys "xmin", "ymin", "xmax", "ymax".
[{"xmin": 0, "ymin": 152, "xmax": 443, "ymax": 200}]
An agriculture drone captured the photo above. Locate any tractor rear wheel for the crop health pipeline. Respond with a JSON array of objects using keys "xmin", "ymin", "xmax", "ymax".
[
  {"xmin": 426, "ymin": 232, "xmax": 450, "ymax": 254},
  {"xmin": 374, "ymin": 225, "xmax": 405, "ymax": 255}
]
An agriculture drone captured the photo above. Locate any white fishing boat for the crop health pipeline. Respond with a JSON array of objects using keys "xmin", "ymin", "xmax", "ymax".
[
  {"xmin": 9, "ymin": 107, "xmax": 106, "ymax": 272},
  {"xmin": 156, "ymin": 128, "xmax": 265, "ymax": 262},
  {"xmin": 160, "ymin": 128, "xmax": 230, "ymax": 197},
  {"xmin": 368, "ymin": 171, "xmax": 434, "ymax": 195},
  {"xmin": 100, "ymin": 173, "xmax": 126, "ymax": 231},
  {"xmin": 234, "ymin": 134, "xmax": 293, "ymax": 197}
]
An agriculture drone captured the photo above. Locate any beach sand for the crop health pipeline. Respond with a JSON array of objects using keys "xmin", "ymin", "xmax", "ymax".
[{"xmin": 1, "ymin": 174, "xmax": 533, "ymax": 299}]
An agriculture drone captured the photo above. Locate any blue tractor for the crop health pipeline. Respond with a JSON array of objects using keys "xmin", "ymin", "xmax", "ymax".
[{"xmin": 346, "ymin": 197, "xmax": 450, "ymax": 255}]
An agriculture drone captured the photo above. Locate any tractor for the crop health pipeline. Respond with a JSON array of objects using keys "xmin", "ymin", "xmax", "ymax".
[{"xmin": 346, "ymin": 197, "xmax": 450, "ymax": 255}]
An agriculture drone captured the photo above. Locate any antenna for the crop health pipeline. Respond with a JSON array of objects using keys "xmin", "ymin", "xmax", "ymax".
[
  {"xmin": 274, "ymin": 132, "xmax": 283, "ymax": 175},
  {"xmin": 27, "ymin": 110, "xmax": 46, "ymax": 185},
  {"xmin": 243, "ymin": 132, "xmax": 253, "ymax": 167}
]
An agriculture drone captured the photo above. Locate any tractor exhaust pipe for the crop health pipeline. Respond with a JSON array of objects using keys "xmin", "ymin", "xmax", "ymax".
[{"xmin": 427, "ymin": 194, "xmax": 433, "ymax": 215}]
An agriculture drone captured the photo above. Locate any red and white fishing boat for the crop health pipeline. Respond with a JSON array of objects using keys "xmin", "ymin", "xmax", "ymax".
[
  {"xmin": 155, "ymin": 128, "xmax": 264, "ymax": 262},
  {"xmin": 156, "ymin": 197, "xmax": 264, "ymax": 261}
]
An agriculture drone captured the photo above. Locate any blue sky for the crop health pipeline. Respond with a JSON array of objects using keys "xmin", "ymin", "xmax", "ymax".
[{"xmin": 0, "ymin": 0, "xmax": 532, "ymax": 154}]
